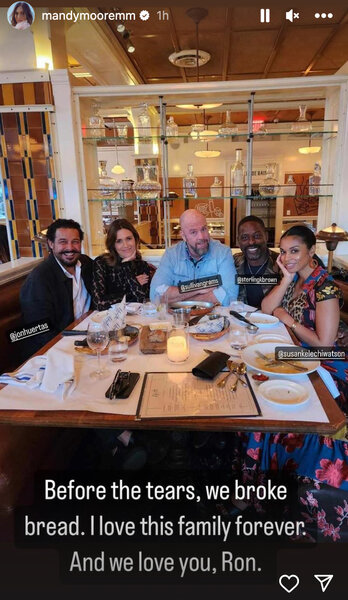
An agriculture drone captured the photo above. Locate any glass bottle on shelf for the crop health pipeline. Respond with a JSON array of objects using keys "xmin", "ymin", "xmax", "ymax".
[
  {"xmin": 210, "ymin": 177, "xmax": 223, "ymax": 198},
  {"xmin": 166, "ymin": 116, "xmax": 179, "ymax": 137},
  {"xmin": 137, "ymin": 104, "xmax": 151, "ymax": 138},
  {"xmin": 88, "ymin": 104, "xmax": 105, "ymax": 138},
  {"xmin": 183, "ymin": 164, "xmax": 197, "ymax": 198},
  {"xmin": 134, "ymin": 164, "xmax": 161, "ymax": 199},
  {"xmin": 285, "ymin": 174, "xmax": 296, "ymax": 197},
  {"xmin": 308, "ymin": 162, "xmax": 321, "ymax": 196},
  {"xmin": 259, "ymin": 163, "xmax": 280, "ymax": 197},
  {"xmin": 98, "ymin": 160, "xmax": 119, "ymax": 199},
  {"xmin": 230, "ymin": 149, "xmax": 245, "ymax": 197},
  {"xmin": 218, "ymin": 110, "xmax": 238, "ymax": 135},
  {"xmin": 291, "ymin": 104, "xmax": 312, "ymax": 132}
]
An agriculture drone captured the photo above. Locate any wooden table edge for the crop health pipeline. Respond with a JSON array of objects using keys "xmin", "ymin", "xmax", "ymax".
[{"xmin": 0, "ymin": 314, "xmax": 346, "ymax": 435}]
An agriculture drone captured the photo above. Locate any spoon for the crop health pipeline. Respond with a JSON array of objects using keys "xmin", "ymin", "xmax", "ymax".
[
  {"xmin": 229, "ymin": 362, "xmax": 248, "ymax": 391},
  {"xmin": 217, "ymin": 359, "xmax": 235, "ymax": 388}
]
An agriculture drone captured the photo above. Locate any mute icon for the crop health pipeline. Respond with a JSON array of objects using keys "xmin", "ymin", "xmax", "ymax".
[{"xmin": 286, "ymin": 9, "xmax": 300, "ymax": 22}]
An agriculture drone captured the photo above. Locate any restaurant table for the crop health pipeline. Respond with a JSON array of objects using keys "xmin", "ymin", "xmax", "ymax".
[{"xmin": 0, "ymin": 309, "xmax": 345, "ymax": 435}]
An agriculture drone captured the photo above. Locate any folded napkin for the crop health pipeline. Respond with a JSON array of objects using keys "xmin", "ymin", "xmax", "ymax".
[
  {"xmin": 317, "ymin": 365, "xmax": 340, "ymax": 399},
  {"xmin": 0, "ymin": 348, "xmax": 74, "ymax": 395},
  {"xmin": 96, "ymin": 296, "xmax": 127, "ymax": 331},
  {"xmin": 192, "ymin": 351, "xmax": 230, "ymax": 380},
  {"xmin": 40, "ymin": 347, "xmax": 75, "ymax": 394},
  {"xmin": 0, "ymin": 356, "xmax": 46, "ymax": 388},
  {"xmin": 189, "ymin": 315, "xmax": 225, "ymax": 334}
]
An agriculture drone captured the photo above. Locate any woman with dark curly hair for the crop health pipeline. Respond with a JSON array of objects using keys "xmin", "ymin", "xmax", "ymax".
[
  {"xmin": 10, "ymin": 2, "xmax": 33, "ymax": 30},
  {"xmin": 92, "ymin": 218, "xmax": 155, "ymax": 310}
]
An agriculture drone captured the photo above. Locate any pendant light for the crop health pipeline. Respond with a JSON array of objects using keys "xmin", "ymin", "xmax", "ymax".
[
  {"xmin": 111, "ymin": 141, "xmax": 125, "ymax": 175},
  {"xmin": 298, "ymin": 138, "xmax": 321, "ymax": 154},
  {"xmin": 195, "ymin": 143, "xmax": 221, "ymax": 158},
  {"xmin": 175, "ymin": 8, "xmax": 222, "ymax": 110}
]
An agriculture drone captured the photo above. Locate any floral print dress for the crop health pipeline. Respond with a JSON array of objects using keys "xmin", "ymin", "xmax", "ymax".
[{"xmin": 236, "ymin": 266, "xmax": 348, "ymax": 533}]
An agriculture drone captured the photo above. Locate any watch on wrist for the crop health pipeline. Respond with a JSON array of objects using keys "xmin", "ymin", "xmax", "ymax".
[{"xmin": 290, "ymin": 321, "xmax": 298, "ymax": 331}]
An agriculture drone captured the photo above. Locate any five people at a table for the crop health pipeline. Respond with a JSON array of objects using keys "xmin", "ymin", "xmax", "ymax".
[{"xmin": 17, "ymin": 211, "xmax": 348, "ymax": 492}]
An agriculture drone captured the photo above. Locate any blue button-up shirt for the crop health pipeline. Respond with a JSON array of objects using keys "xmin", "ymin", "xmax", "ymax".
[{"xmin": 150, "ymin": 239, "xmax": 238, "ymax": 306}]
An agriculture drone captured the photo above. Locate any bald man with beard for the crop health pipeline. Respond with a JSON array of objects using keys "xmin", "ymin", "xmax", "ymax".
[{"xmin": 150, "ymin": 209, "xmax": 238, "ymax": 306}]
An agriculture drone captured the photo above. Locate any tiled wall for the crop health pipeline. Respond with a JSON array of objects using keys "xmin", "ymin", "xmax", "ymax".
[{"xmin": 0, "ymin": 81, "xmax": 57, "ymax": 258}]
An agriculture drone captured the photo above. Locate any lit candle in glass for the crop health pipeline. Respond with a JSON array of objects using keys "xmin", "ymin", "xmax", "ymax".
[{"xmin": 167, "ymin": 326, "xmax": 189, "ymax": 363}]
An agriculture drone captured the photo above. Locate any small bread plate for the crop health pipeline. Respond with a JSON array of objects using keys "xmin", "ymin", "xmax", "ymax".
[
  {"xmin": 169, "ymin": 300, "xmax": 214, "ymax": 317},
  {"xmin": 258, "ymin": 380, "xmax": 309, "ymax": 406},
  {"xmin": 248, "ymin": 313, "xmax": 279, "ymax": 327},
  {"xmin": 252, "ymin": 333, "xmax": 290, "ymax": 344},
  {"xmin": 75, "ymin": 325, "xmax": 139, "ymax": 354},
  {"xmin": 242, "ymin": 342, "xmax": 320, "ymax": 377},
  {"xmin": 190, "ymin": 315, "xmax": 230, "ymax": 341}
]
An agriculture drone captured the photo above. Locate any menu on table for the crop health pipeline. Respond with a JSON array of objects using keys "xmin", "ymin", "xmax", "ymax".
[{"xmin": 136, "ymin": 372, "xmax": 261, "ymax": 420}]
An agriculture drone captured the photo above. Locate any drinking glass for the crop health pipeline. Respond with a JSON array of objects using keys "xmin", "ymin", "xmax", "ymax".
[
  {"xmin": 87, "ymin": 320, "xmax": 110, "ymax": 378},
  {"xmin": 141, "ymin": 298, "xmax": 157, "ymax": 317},
  {"xmin": 229, "ymin": 325, "xmax": 248, "ymax": 350},
  {"xmin": 154, "ymin": 292, "xmax": 168, "ymax": 320},
  {"xmin": 108, "ymin": 339, "xmax": 128, "ymax": 362},
  {"xmin": 230, "ymin": 300, "xmax": 244, "ymax": 313}
]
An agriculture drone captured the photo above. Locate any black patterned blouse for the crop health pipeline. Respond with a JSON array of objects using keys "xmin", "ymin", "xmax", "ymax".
[{"xmin": 92, "ymin": 254, "xmax": 155, "ymax": 310}]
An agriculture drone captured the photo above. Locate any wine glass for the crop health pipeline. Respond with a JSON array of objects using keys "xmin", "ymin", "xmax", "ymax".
[{"xmin": 87, "ymin": 320, "xmax": 110, "ymax": 378}]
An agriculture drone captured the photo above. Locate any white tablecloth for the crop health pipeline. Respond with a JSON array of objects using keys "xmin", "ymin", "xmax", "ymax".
[{"xmin": 0, "ymin": 308, "xmax": 330, "ymax": 424}]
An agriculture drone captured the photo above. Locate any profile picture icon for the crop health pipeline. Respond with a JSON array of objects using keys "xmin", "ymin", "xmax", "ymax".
[{"xmin": 7, "ymin": 2, "xmax": 35, "ymax": 30}]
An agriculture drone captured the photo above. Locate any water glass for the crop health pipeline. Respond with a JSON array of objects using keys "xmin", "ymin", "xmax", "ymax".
[
  {"xmin": 172, "ymin": 308, "xmax": 191, "ymax": 325},
  {"xmin": 142, "ymin": 298, "xmax": 157, "ymax": 317},
  {"xmin": 229, "ymin": 325, "xmax": 248, "ymax": 350},
  {"xmin": 230, "ymin": 300, "xmax": 244, "ymax": 313},
  {"xmin": 108, "ymin": 339, "xmax": 128, "ymax": 362},
  {"xmin": 154, "ymin": 292, "xmax": 168, "ymax": 320}
]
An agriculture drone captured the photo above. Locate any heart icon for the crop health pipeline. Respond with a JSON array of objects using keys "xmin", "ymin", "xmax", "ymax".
[{"xmin": 279, "ymin": 574, "xmax": 300, "ymax": 593}]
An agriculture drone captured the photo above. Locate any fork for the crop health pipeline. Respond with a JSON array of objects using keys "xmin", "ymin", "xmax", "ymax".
[{"xmin": 255, "ymin": 350, "xmax": 307, "ymax": 372}]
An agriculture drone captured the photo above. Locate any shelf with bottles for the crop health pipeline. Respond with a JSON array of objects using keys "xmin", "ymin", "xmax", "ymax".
[
  {"xmin": 87, "ymin": 191, "xmax": 334, "ymax": 202},
  {"xmin": 162, "ymin": 217, "xmax": 225, "ymax": 243},
  {"xmin": 82, "ymin": 127, "xmax": 338, "ymax": 143}
]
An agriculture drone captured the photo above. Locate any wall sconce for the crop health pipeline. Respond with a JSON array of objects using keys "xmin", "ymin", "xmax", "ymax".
[{"xmin": 316, "ymin": 223, "xmax": 348, "ymax": 272}]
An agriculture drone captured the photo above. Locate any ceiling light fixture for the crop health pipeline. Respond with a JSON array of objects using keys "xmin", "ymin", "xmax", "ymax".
[
  {"xmin": 126, "ymin": 40, "xmax": 135, "ymax": 53},
  {"xmin": 174, "ymin": 8, "xmax": 222, "ymax": 110},
  {"xmin": 120, "ymin": 29, "xmax": 135, "ymax": 53},
  {"xmin": 111, "ymin": 136, "xmax": 125, "ymax": 175},
  {"xmin": 298, "ymin": 138, "xmax": 321, "ymax": 154},
  {"xmin": 194, "ymin": 144, "xmax": 221, "ymax": 158},
  {"xmin": 116, "ymin": 23, "xmax": 126, "ymax": 33},
  {"xmin": 178, "ymin": 103, "xmax": 222, "ymax": 110}
]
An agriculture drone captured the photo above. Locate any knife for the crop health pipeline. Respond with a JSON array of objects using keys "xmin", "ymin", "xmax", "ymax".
[
  {"xmin": 229, "ymin": 310, "xmax": 259, "ymax": 330},
  {"xmin": 255, "ymin": 350, "xmax": 308, "ymax": 372},
  {"xmin": 62, "ymin": 329, "xmax": 88, "ymax": 336}
]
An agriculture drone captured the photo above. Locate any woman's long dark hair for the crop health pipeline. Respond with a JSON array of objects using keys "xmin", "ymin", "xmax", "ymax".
[
  {"xmin": 280, "ymin": 225, "xmax": 324, "ymax": 268},
  {"xmin": 11, "ymin": 2, "xmax": 33, "ymax": 26},
  {"xmin": 104, "ymin": 219, "xmax": 141, "ymax": 267}
]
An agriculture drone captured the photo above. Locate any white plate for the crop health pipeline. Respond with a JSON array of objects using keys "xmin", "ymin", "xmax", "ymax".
[
  {"xmin": 258, "ymin": 380, "xmax": 309, "ymax": 405},
  {"xmin": 253, "ymin": 333, "xmax": 290, "ymax": 344},
  {"xmin": 248, "ymin": 313, "xmax": 279, "ymax": 327},
  {"xmin": 242, "ymin": 342, "xmax": 320, "ymax": 377}
]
